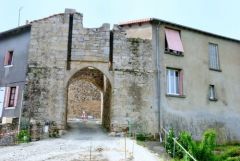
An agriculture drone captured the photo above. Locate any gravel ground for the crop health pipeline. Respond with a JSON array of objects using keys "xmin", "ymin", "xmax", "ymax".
[{"xmin": 0, "ymin": 120, "xmax": 163, "ymax": 161}]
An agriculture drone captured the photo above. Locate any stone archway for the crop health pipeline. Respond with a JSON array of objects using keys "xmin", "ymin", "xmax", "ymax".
[{"xmin": 66, "ymin": 67, "xmax": 112, "ymax": 130}]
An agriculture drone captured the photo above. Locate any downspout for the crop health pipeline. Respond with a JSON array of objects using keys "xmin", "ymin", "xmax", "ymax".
[{"xmin": 156, "ymin": 22, "xmax": 162, "ymax": 140}]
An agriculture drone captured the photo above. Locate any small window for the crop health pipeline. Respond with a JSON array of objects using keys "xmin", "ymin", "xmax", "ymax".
[
  {"xmin": 4, "ymin": 86, "xmax": 18, "ymax": 108},
  {"xmin": 8, "ymin": 87, "xmax": 16, "ymax": 107},
  {"xmin": 167, "ymin": 68, "xmax": 183, "ymax": 95},
  {"xmin": 4, "ymin": 51, "xmax": 13, "ymax": 66},
  {"xmin": 208, "ymin": 43, "xmax": 220, "ymax": 71},
  {"xmin": 165, "ymin": 28, "xmax": 184, "ymax": 55},
  {"xmin": 209, "ymin": 85, "xmax": 217, "ymax": 101}
]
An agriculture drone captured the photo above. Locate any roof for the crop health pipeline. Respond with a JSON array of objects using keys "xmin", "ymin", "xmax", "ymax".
[
  {"xmin": 119, "ymin": 18, "xmax": 240, "ymax": 43},
  {"xmin": 0, "ymin": 24, "xmax": 31, "ymax": 39},
  {"xmin": 0, "ymin": 11, "xmax": 82, "ymax": 39}
]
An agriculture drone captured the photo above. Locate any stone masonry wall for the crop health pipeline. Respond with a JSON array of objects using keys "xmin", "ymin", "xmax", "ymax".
[
  {"xmin": 71, "ymin": 14, "xmax": 110, "ymax": 62},
  {"xmin": 68, "ymin": 80, "xmax": 101, "ymax": 119},
  {"xmin": 111, "ymin": 25, "xmax": 158, "ymax": 134},
  {"xmin": 23, "ymin": 9, "xmax": 157, "ymax": 135},
  {"xmin": 23, "ymin": 10, "xmax": 112, "ymax": 131},
  {"xmin": 23, "ymin": 13, "xmax": 70, "ymax": 128},
  {"xmin": 0, "ymin": 119, "xmax": 18, "ymax": 146}
]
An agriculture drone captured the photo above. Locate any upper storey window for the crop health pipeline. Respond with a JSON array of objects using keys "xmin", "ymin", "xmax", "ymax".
[
  {"xmin": 165, "ymin": 28, "xmax": 184, "ymax": 56},
  {"xmin": 4, "ymin": 51, "xmax": 13, "ymax": 66},
  {"xmin": 208, "ymin": 43, "xmax": 220, "ymax": 71}
]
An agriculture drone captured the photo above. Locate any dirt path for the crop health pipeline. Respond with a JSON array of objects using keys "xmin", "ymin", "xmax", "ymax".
[{"xmin": 0, "ymin": 120, "xmax": 163, "ymax": 161}]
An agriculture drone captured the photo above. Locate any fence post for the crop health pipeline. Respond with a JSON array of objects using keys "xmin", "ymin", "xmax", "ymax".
[
  {"xmin": 164, "ymin": 130, "xmax": 167, "ymax": 149},
  {"xmin": 173, "ymin": 138, "xmax": 176, "ymax": 157}
]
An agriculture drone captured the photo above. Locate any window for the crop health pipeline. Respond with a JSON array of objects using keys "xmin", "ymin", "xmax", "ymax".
[
  {"xmin": 8, "ymin": 87, "xmax": 16, "ymax": 107},
  {"xmin": 4, "ymin": 86, "xmax": 18, "ymax": 108},
  {"xmin": 209, "ymin": 85, "xmax": 217, "ymax": 101},
  {"xmin": 165, "ymin": 28, "xmax": 184, "ymax": 55},
  {"xmin": 167, "ymin": 68, "xmax": 183, "ymax": 95},
  {"xmin": 208, "ymin": 43, "xmax": 220, "ymax": 70},
  {"xmin": 4, "ymin": 51, "xmax": 13, "ymax": 66}
]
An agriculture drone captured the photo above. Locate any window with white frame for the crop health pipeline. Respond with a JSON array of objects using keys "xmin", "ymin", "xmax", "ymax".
[
  {"xmin": 208, "ymin": 43, "xmax": 220, "ymax": 70},
  {"xmin": 167, "ymin": 68, "xmax": 183, "ymax": 95},
  {"xmin": 209, "ymin": 85, "xmax": 217, "ymax": 101}
]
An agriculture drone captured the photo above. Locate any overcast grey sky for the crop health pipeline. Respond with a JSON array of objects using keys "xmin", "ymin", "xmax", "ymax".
[{"xmin": 1, "ymin": 0, "xmax": 239, "ymax": 39}]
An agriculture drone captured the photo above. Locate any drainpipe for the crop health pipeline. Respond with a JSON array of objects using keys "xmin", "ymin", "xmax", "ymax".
[{"xmin": 156, "ymin": 22, "xmax": 162, "ymax": 140}]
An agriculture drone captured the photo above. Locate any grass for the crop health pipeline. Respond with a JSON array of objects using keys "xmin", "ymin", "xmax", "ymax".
[
  {"xmin": 171, "ymin": 144, "xmax": 240, "ymax": 161},
  {"xmin": 214, "ymin": 144, "xmax": 240, "ymax": 161}
]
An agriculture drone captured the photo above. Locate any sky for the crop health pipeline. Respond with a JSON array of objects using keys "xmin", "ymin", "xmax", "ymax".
[{"xmin": 0, "ymin": 0, "xmax": 240, "ymax": 40}]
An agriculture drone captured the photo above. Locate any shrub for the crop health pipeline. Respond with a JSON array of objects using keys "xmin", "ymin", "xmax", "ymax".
[
  {"xmin": 17, "ymin": 130, "xmax": 30, "ymax": 143},
  {"xmin": 194, "ymin": 129, "xmax": 216, "ymax": 161},
  {"xmin": 176, "ymin": 131, "xmax": 194, "ymax": 158},
  {"xmin": 136, "ymin": 133, "xmax": 146, "ymax": 141},
  {"xmin": 20, "ymin": 117, "xmax": 30, "ymax": 130},
  {"xmin": 168, "ymin": 129, "xmax": 217, "ymax": 161},
  {"xmin": 166, "ymin": 128, "xmax": 175, "ymax": 157}
]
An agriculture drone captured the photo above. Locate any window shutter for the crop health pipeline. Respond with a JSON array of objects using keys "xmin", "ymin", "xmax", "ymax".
[
  {"xmin": 4, "ymin": 87, "xmax": 10, "ymax": 107},
  {"xmin": 165, "ymin": 28, "xmax": 184, "ymax": 52},
  {"xmin": 209, "ymin": 43, "xmax": 220, "ymax": 70},
  {"xmin": 4, "ymin": 52, "xmax": 9, "ymax": 66},
  {"xmin": 14, "ymin": 86, "xmax": 19, "ymax": 107},
  {"xmin": 179, "ymin": 70, "xmax": 183, "ymax": 95}
]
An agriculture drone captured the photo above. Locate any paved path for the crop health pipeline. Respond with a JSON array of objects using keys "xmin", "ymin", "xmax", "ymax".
[{"xmin": 0, "ymin": 120, "xmax": 163, "ymax": 161}]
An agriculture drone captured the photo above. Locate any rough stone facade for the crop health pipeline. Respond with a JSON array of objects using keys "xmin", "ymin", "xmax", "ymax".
[
  {"xmin": 22, "ymin": 9, "xmax": 157, "ymax": 135},
  {"xmin": 0, "ymin": 119, "xmax": 18, "ymax": 145},
  {"xmin": 22, "ymin": 10, "xmax": 113, "ymax": 132},
  {"xmin": 23, "ymin": 13, "xmax": 70, "ymax": 129},
  {"xmin": 68, "ymin": 80, "xmax": 101, "ymax": 119},
  {"xmin": 111, "ymin": 26, "xmax": 158, "ymax": 133}
]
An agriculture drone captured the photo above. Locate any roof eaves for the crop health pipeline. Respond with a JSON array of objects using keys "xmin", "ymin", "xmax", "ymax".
[
  {"xmin": 119, "ymin": 18, "xmax": 153, "ymax": 26},
  {"xmin": 0, "ymin": 24, "xmax": 31, "ymax": 39},
  {"xmin": 119, "ymin": 18, "xmax": 240, "ymax": 43}
]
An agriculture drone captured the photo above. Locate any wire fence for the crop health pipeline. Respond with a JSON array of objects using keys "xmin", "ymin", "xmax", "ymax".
[{"xmin": 162, "ymin": 128, "xmax": 197, "ymax": 161}]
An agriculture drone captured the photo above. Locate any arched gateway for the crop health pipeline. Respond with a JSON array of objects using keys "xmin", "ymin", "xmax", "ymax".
[
  {"xmin": 66, "ymin": 67, "xmax": 112, "ymax": 130},
  {"xmin": 22, "ymin": 10, "xmax": 158, "ymax": 139}
]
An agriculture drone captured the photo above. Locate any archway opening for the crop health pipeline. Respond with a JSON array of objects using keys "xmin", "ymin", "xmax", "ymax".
[{"xmin": 66, "ymin": 67, "xmax": 112, "ymax": 132}]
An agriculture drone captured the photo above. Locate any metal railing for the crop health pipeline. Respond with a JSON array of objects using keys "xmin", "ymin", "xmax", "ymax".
[{"xmin": 162, "ymin": 128, "xmax": 197, "ymax": 161}]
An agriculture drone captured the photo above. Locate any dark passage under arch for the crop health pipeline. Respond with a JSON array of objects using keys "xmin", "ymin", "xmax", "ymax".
[{"xmin": 66, "ymin": 67, "xmax": 112, "ymax": 131}]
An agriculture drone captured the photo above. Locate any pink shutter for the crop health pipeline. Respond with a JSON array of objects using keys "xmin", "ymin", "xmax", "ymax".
[
  {"xmin": 179, "ymin": 70, "xmax": 183, "ymax": 95},
  {"xmin": 14, "ymin": 86, "xmax": 19, "ymax": 107},
  {"xmin": 165, "ymin": 28, "xmax": 184, "ymax": 52},
  {"xmin": 4, "ymin": 52, "xmax": 9, "ymax": 66},
  {"xmin": 4, "ymin": 87, "xmax": 10, "ymax": 107}
]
